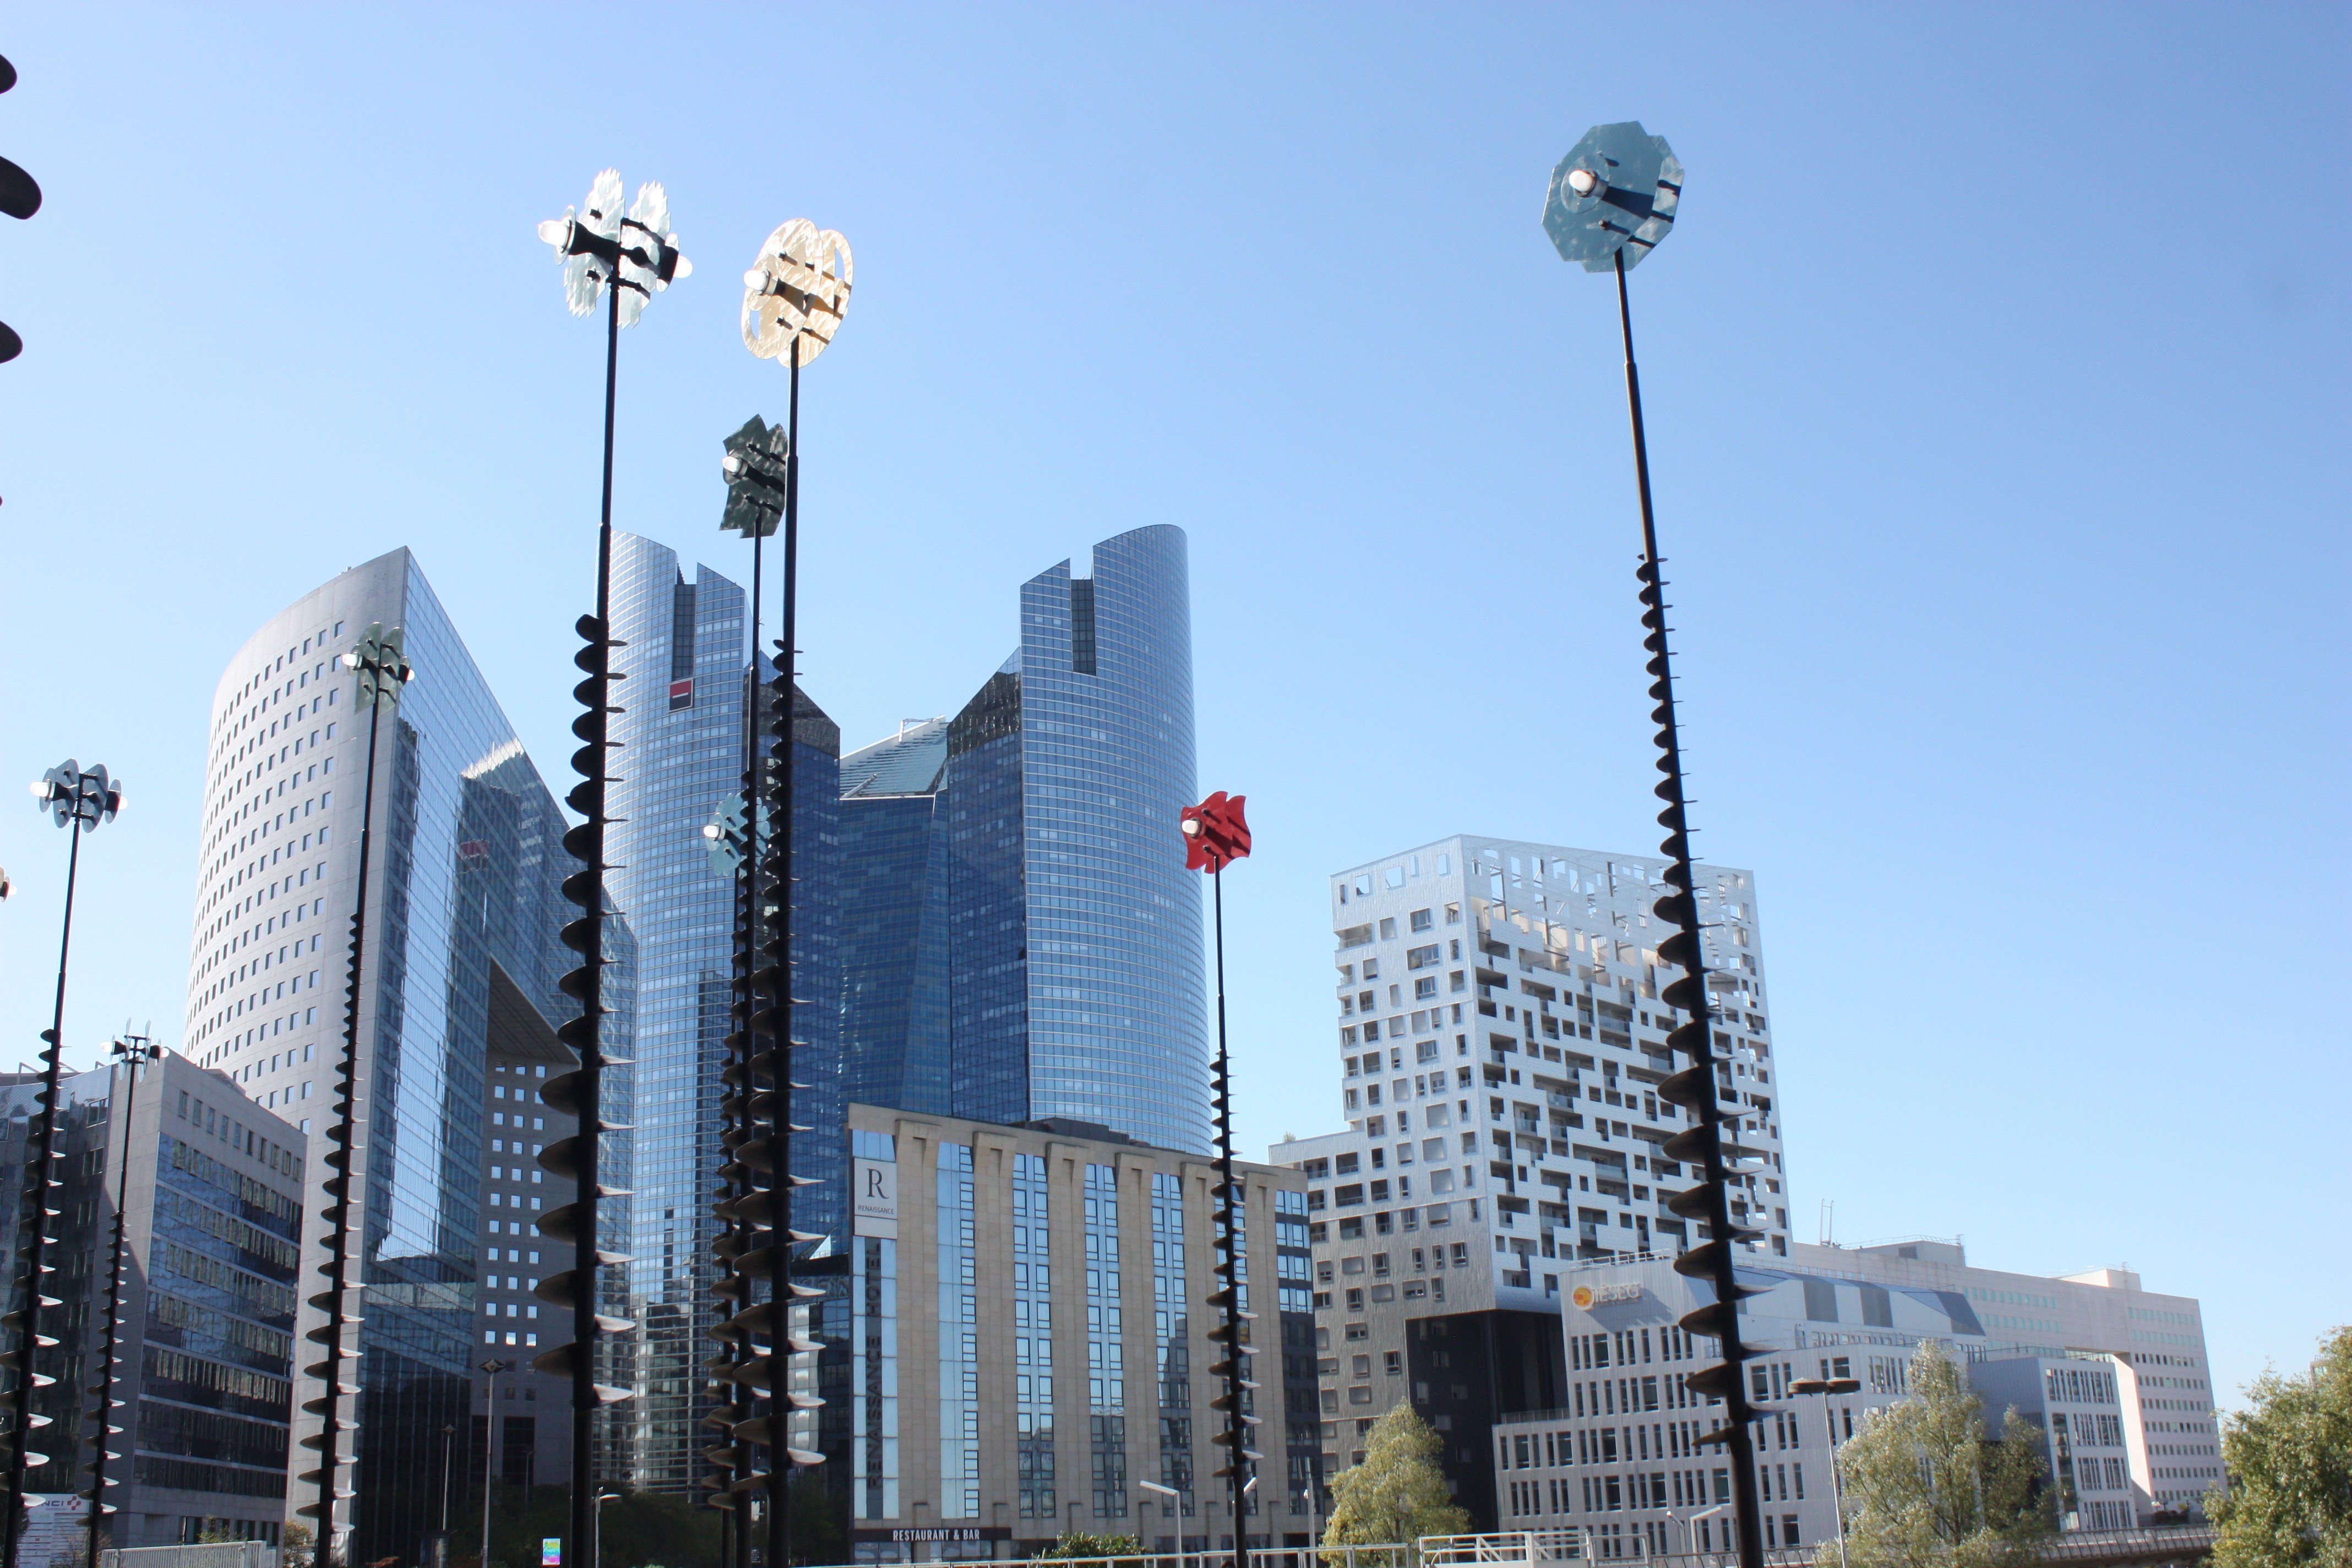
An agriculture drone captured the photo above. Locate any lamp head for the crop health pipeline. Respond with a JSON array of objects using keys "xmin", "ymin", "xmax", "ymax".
[
  {"xmin": 742, "ymin": 220, "xmax": 853, "ymax": 366},
  {"xmin": 1544, "ymin": 122, "xmax": 1683, "ymax": 273}
]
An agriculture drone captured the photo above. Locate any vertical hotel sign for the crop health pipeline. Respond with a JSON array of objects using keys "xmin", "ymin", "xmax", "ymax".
[{"xmin": 853, "ymin": 1157, "xmax": 898, "ymax": 1238}]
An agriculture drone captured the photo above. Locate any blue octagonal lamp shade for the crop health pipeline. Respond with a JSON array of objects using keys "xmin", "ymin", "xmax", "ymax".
[{"xmin": 1544, "ymin": 121, "xmax": 1683, "ymax": 272}]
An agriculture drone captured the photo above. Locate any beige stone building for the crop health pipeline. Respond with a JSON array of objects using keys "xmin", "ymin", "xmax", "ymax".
[{"xmin": 841, "ymin": 1105, "xmax": 1321, "ymax": 1562}]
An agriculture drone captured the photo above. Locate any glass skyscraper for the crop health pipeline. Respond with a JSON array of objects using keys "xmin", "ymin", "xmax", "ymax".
[
  {"xmin": 843, "ymin": 524, "xmax": 1210, "ymax": 1153},
  {"xmin": 837, "ymin": 720, "xmax": 953, "ymax": 1117},
  {"xmin": 602, "ymin": 531, "xmax": 843, "ymax": 1494},
  {"xmin": 182, "ymin": 549, "xmax": 575, "ymax": 1563}
]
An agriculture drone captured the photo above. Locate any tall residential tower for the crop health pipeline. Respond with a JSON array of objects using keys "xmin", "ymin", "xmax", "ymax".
[{"xmin": 1277, "ymin": 835, "xmax": 1784, "ymax": 1525}]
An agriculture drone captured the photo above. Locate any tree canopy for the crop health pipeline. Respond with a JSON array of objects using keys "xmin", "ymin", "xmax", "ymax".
[
  {"xmin": 1837, "ymin": 1341, "xmax": 2054, "ymax": 1568},
  {"xmin": 2208, "ymin": 1324, "xmax": 2352, "ymax": 1567},
  {"xmin": 1322, "ymin": 1403, "xmax": 1472, "ymax": 1549}
]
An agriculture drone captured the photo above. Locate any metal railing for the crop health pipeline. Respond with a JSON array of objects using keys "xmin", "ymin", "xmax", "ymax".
[{"xmin": 793, "ymin": 1522, "xmax": 2214, "ymax": 1568}]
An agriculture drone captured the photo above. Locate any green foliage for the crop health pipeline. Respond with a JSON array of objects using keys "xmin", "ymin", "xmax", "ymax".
[
  {"xmin": 281, "ymin": 1523, "xmax": 316, "ymax": 1568},
  {"xmin": 2208, "ymin": 1324, "xmax": 2352, "ymax": 1567},
  {"xmin": 1322, "ymin": 1403, "xmax": 1472, "ymax": 1550},
  {"xmin": 1032, "ymin": 1532, "xmax": 1144, "ymax": 1560},
  {"xmin": 1837, "ymin": 1341, "xmax": 2054, "ymax": 1567}
]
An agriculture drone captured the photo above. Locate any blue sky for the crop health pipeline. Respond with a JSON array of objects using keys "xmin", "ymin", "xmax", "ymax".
[{"xmin": 0, "ymin": 6, "xmax": 2343, "ymax": 1411}]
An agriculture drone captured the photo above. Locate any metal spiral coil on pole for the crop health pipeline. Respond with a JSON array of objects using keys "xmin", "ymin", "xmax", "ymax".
[
  {"xmin": 297, "ymin": 628, "xmax": 406, "ymax": 1555},
  {"xmin": 725, "ymin": 224, "xmax": 847, "ymax": 1566},
  {"xmin": 724, "ymin": 636, "xmax": 829, "ymax": 1564},
  {"xmin": 83, "ymin": 1029, "xmax": 156, "ymax": 1564},
  {"xmin": 533, "ymin": 605, "xmax": 639, "ymax": 1519},
  {"xmin": 534, "ymin": 169, "xmax": 685, "ymax": 1564},
  {"xmin": 4, "ymin": 760, "xmax": 118, "ymax": 1568},
  {"xmin": 1545, "ymin": 121, "xmax": 1767, "ymax": 1566},
  {"xmin": 705, "ymin": 412, "xmax": 789, "ymax": 1559},
  {"xmin": 1181, "ymin": 794, "xmax": 1255, "ymax": 1560}
]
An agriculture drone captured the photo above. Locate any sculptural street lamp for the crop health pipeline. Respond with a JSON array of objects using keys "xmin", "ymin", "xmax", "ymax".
[
  {"xmin": 713, "ymin": 219, "xmax": 851, "ymax": 1568},
  {"xmin": 534, "ymin": 170, "xmax": 688, "ymax": 1565},
  {"xmin": 1545, "ymin": 120, "xmax": 1767, "ymax": 1568},
  {"xmin": 703, "ymin": 412, "xmax": 790, "ymax": 1564},
  {"xmin": 298, "ymin": 623, "xmax": 412, "ymax": 1555},
  {"xmin": 4, "ymin": 760, "xmax": 122, "ymax": 1568},
  {"xmin": 1181, "ymin": 792, "xmax": 1255, "ymax": 1556},
  {"xmin": 84, "ymin": 1027, "xmax": 158, "ymax": 1565}
]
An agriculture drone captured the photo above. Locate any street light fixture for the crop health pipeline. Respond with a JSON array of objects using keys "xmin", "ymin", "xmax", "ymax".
[
  {"xmin": 595, "ymin": 1491, "xmax": 623, "ymax": 1568},
  {"xmin": 533, "ymin": 169, "xmax": 688, "ymax": 1564},
  {"xmin": 703, "ymin": 428, "xmax": 790, "ymax": 1561},
  {"xmin": 1543, "ymin": 121, "xmax": 1768, "ymax": 1568},
  {"xmin": 1179, "ymin": 793, "xmax": 1259, "ymax": 1554},
  {"xmin": 4, "ymin": 758, "xmax": 123, "ymax": 1568},
  {"xmin": 720, "ymin": 219, "xmax": 850, "ymax": 1568},
  {"xmin": 83, "ymin": 1027, "xmax": 157, "ymax": 1566},
  {"xmin": 1787, "ymin": 1376, "xmax": 1861, "ymax": 1567},
  {"xmin": 480, "ymin": 1358, "xmax": 513, "ymax": 1568},
  {"xmin": 299, "ymin": 624, "xmax": 412, "ymax": 1555}
]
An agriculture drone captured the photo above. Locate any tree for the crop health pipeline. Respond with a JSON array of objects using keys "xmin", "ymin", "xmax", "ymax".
[
  {"xmin": 1033, "ymin": 1532, "xmax": 1142, "ymax": 1560},
  {"xmin": 1837, "ymin": 1341, "xmax": 2054, "ymax": 1567},
  {"xmin": 2208, "ymin": 1324, "xmax": 2352, "ymax": 1567},
  {"xmin": 282, "ymin": 1523, "xmax": 316, "ymax": 1568},
  {"xmin": 1322, "ymin": 1404, "xmax": 1472, "ymax": 1550}
]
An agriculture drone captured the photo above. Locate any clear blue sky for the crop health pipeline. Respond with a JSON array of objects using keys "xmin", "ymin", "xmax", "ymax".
[{"xmin": 1, "ymin": 6, "xmax": 2343, "ymax": 1412}]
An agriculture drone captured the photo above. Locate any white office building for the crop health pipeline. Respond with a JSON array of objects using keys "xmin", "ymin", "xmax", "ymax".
[
  {"xmin": 1489, "ymin": 1238, "xmax": 2222, "ymax": 1553},
  {"xmin": 1272, "ymin": 836, "xmax": 1784, "ymax": 1527}
]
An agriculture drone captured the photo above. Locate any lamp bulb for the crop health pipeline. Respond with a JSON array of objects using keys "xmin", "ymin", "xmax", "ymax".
[{"xmin": 1566, "ymin": 167, "xmax": 1601, "ymax": 198}]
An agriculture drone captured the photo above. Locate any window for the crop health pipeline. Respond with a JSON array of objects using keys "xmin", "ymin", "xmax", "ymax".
[
  {"xmin": 1415, "ymin": 978, "xmax": 1438, "ymax": 1000},
  {"xmin": 1411, "ymin": 909, "xmax": 1433, "ymax": 932},
  {"xmin": 1379, "ymin": 918, "xmax": 1398, "ymax": 940}
]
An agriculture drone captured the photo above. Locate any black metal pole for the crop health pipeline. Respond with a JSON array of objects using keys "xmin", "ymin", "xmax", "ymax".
[
  {"xmin": 482, "ymin": 1361, "xmax": 505, "ymax": 1568},
  {"xmin": 83, "ymin": 1041, "xmax": 144, "ymax": 1566},
  {"xmin": 3, "ymin": 816, "xmax": 83, "ymax": 1568},
  {"xmin": 573, "ymin": 269, "xmax": 623, "ymax": 1568},
  {"xmin": 764, "ymin": 336, "xmax": 803, "ymax": 1568},
  {"xmin": 1611, "ymin": 246, "xmax": 1763, "ymax": 1568},
  {"xmin": 1208, "ymin": 866, "xmax": 1249, "ymax": 1564},
  {"xmin": 712, "ymin": 477, "xmax": 768, "ymax": 1561},
  {"xmin": 307, "ymin": 683, "xmax": 390, "ymax": 1559}
]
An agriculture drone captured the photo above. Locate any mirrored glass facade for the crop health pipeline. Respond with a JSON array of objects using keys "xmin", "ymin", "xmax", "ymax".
[
  {"xmin": 840, "ymin": 526, "xmax": 1208, "ymax": 1153},
  {"xmin": 603, "ymin": 531, "xmax": 844, "ymax": 1493},
  {"xmin": 182, "ymin": 549, "xmax": 574, "ymax": 1563}
]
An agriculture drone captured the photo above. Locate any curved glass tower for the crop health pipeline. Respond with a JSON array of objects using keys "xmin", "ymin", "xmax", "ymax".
[
  {"xmin": 933, "ymin": 524, "xmax": 1210, "ymax": 1152},
  {"xmin": 181, "ymin": 549, "xmax": 575, "ymax": 1564}
]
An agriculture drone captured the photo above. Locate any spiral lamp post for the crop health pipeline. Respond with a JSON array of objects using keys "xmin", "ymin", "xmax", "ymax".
[
  {"xmin": 1543, "ymin": 120, "xmax": 1767, "ymax": 1567},
  {"xmin": 83, "ymin": 1027, "xmax": 157, "ymax": 1564},
  {"xmin": 1179, "ymin": 792, "xmax": 1254, "ymax": 1561},
  {"xmin": 703, "ymin": 412, "xmax": 788, "ymax": 1556},
  {"xmin": 533, "ymin": 169, "xmax": 689, "ymax": 1566},
  {"xmin": 4, "ymin": 759, "xmax": 123, "ymax": 1568},
  {"xmin": 297, "ymin": 623, "xmax": 411, "ymax": 1558},
  {"xmin": 720, "ymin": 219, "xmax": 851, "ymax": 1568}
]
